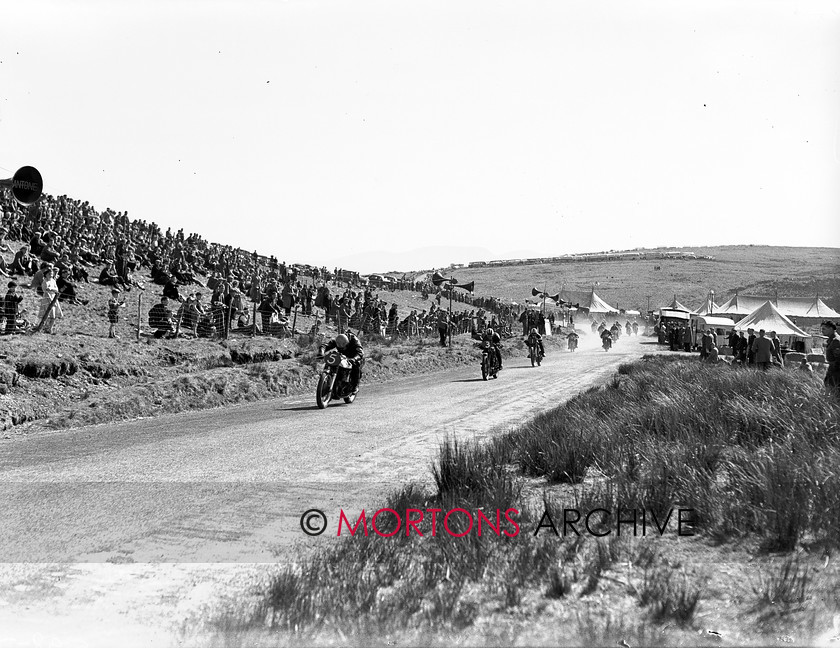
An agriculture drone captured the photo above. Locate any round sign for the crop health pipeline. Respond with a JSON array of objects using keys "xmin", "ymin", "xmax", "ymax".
[{"xmin": 11, "ymin": 166, "xmax": 43, "ymax": 205}]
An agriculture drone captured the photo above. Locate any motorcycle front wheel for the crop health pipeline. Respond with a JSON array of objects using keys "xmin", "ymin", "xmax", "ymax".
[
  {"xmin": 530, "ymin": 348, "xmax": 536, "ymax": 367},
  {"xmin": 481, "ymin": 357, "xmax": 488, "ymax": 381},
  {"xmin": 316, "ymin": 373, "xmax": 335, "ymax": 409}
]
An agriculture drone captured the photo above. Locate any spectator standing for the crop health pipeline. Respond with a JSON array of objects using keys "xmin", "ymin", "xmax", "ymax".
[
  {"xmin": 437, "ymin": 308, "xmax": 449, "ymax": 346},
  {"xmin": 39, "ymin": 267, "xmax": 62, "ymax": 334},
  {"xmin": 747, "ymin": 328, "xmax": 757, "ymax": 365},
  {"xmin": 822, "ymin": 320, "xmax": 840, "ymax": 397},
  {"xmin": 3, "ymin": 281, "xmax": 23, "ymax": 335},
  {"xmin": 769, "ymin": 331, "xmax": 784, "ymax": 367},
  {"xmin": 751, "ymin": 329, "xmax": 774, "ymax": 370},
  {"xmin": 107, "ymin": 288, "xmax": 125, "ymax": 338}
]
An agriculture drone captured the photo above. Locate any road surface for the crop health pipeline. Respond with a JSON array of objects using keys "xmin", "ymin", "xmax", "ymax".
[{"xmin": 0, "ymin": 334, "xmax": 661, "ymax": 646}]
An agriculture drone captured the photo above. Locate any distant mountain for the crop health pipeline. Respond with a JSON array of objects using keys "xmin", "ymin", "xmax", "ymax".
[{"xmin": 326, "ymin": 246, "xmax": 498, "ymax": 275}]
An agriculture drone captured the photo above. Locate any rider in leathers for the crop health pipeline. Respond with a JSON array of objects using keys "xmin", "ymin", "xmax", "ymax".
[
  {"xmin": 322, "ymin": 331, "xmax": 364, "ymax": 394},
  {"xmin": 482, "ymin": 327, "xmax": 503, "ymax": 370},
  {"xmin": 526, "ymin": 327, "xmax": 545, "ymax": 359}
]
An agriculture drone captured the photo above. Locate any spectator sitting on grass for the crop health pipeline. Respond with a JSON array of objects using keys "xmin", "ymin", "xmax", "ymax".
[
  {"xmin": 179, "ymin": 292, "xmax": 205, "ymax": 337},
  {"xmin": 99, "ymin": 261, "xmax": 129, "ymax": 291},
  {"xmin": 29, "ymin": 231, "xmax": 45, "ymax": 257},
  {"xmin": 799, "ymin": 358, "xmax": 814, "ymax": 373},
  {"xmin": 706, "ymin": 344, "xmax": 721, "ymax": 364},
  {"xmin": 57, "ymin": 268, "xmax": 88, "ymax": 306},
  {"xmin": 163, "ymin": 276, "xmax": 184, "ymax": 303},
  {"xmin": 148, "ymin": 296, "xmax": 176, "ymax": 338},
  {"xmin": 0, "ymin": 228, "xmax": 11, "ymax": 255},
  {"xmin": 11, "ymin": 245, "xmax": 36, "ymax": 276}
]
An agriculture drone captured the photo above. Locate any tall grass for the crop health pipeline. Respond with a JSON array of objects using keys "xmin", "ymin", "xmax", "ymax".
[
  {"xmin": 246, "ymin": 356, "xmax": 838, "ymax": 643},
  {"xmin": 497, "ymin": 358, "xmax": 839, "ymax": 550}
]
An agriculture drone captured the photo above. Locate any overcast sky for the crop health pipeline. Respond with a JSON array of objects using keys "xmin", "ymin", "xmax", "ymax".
[{"xmin": 2, "ymin": 0, "xmax": 838, "ymax": 273}]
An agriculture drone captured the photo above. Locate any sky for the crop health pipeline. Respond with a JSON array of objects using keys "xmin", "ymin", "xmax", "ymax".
[{"xmin": 2, "ymin": 0, "xmax": 839, "ymax": 274}]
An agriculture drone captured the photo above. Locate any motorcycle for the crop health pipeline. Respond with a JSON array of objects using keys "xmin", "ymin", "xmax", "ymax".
[
  {"xmin": 480, "ymin": 340, "xmax": 500, "ymax": 380},
  {"xmin": 602, "ymin": 334, "xmax": 612, "ymax": 352},
  {"xmin": 567, "ymin": 335, "xmax": 578, "ymax": 352},
  {"xmin": 528, "ymin": 341, "xmax": 544, "ymax": 367},
  {"xmin": 316, "ymin": 348, "xmax": 359, "ymax": 408}
]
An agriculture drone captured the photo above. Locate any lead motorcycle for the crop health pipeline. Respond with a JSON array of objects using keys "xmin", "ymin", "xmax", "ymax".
[
  {"xmin": 528, "ymin": 340, "xmax": 544, "ymax": 367},
  {"xmin": 479, "ymin": 340, "xmax": 500, "ymax": 380},
  {"xmin": 567, "ymin": 334, "xmax": 579, "ymax": 352},
  {"xmin": 316, "ymin": 348, "xmax": 359, "ymax": 408}
]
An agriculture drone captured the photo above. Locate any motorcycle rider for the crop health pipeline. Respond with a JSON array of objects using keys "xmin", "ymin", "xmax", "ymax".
[
  {"xmin": 322, "ymin": 331, "xmax": 364, "ymax": 394},
  {"xmin": 567, "ymin": 330, "xmax": 579, "ymax": 351},
  {"xmin": 526, "ymin": 327, "xmax": 545, "ymax": 359},
  {"xmin": 483, "ymin": 326, "xmax": 503, "ymax": 371}
]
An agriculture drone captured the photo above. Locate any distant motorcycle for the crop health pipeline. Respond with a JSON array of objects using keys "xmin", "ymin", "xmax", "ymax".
[
  {"xmin": 316, "ymin": 348, "xmax": 359, "ymax": 408},
  {"xmin": 567, "ymin": 334, "xmax": 578, "ymax": 352},
  {"xmin": 479, "ymin": 340, "xmax": 500, "ymax": 380},
  {"xmin": 601, "ymin": 331, "xmax": 613, "ymax": 352}
]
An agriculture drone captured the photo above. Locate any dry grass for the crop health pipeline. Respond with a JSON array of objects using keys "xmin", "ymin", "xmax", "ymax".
[{"xmin": 232, "ymin": 355, "xmax": 840, "ymax": 646}]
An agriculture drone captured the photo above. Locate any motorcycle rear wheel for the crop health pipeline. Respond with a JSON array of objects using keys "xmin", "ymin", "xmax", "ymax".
[{"xmin": 316, "ymin": 374, "xmax": 335, "ymax": 409}]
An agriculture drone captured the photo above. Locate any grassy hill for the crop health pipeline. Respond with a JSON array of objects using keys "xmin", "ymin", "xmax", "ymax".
[{"xmin": 415, "ymin": 245, "xmax": 840, "ymax": 314}]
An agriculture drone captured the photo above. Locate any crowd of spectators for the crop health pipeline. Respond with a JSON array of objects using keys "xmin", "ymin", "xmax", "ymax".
[{"xmin": 0, "ymin": 191, "xmax": 523, "ymax": 340}]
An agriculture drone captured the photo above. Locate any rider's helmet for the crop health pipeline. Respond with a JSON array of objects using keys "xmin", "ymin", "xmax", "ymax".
[
  {"xmin": 486, "ymin": 327, "xmax": 494, "ymax": 337},
  {"xmin": 335, "ymin": 334, "xmax": 349, "ymax": 350},
  {"xmin": 530, "ymin": 327, "xmax": 538, "ymax": 335}
]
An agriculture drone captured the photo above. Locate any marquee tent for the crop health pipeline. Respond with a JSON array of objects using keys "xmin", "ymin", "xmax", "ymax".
[
  {"xmin": 662, "ymin": 295, "xmax": 691, "ymax": 312},
  {"xmin": 733, "ymin": 301, "xmax": 810, "ymax": 337},
  {"xmin": 718, "ymin": 294, "xmax": 840, "ymax": 322},
  {"xmin": 557, "ymin": 289, "xmax": 618, "ymax": 315},
  {"xmin": 693, "ymin": 294, "xmax": 720, "ymax": 316}
]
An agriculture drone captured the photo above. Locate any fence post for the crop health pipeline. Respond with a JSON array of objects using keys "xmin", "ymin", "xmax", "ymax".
[
  {"xmin": 291, "ymin": 304, "xmax": 298, "ymax": 338},
  {"xmin": 252, "ymin": 300, "xmax": 257, "ymax": 337},
  {"xmin": 32, "ymin": 293, "xmax": 60, "ymax": 334},
  {"xmin": 136, "ymin": 293, "xmax": 142, "ymax": 340}
]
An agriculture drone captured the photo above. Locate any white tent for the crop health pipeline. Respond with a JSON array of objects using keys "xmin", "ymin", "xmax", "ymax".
[
  {"xmin": 718, "ymin": 294, "xmax": 840, "ymax": 321},
  {"xmin": 559, "ymin": 289, "xmax": 618, "ymax": 315},
  {"xmin": 693, "ymin": 294, "xmax": 720, "ymax": 316},
  {"xmin": 733, "ymin": 301, "xmax": 810, "ymax": 337},
  {"xmin": 662, "ymin": 295, "xmax": 691, "ymax": 312}
]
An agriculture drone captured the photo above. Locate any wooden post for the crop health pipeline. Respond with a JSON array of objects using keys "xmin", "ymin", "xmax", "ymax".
[
  {"xmin": 32, "ymin": 293, "xmax": 60, "ymax": 334},
  {"xmin": 252, "ymin": 299, "xmax": 257, "ymax": 337},
  {"xmin": 447, "ymin": 286, "xmax": 453, "ymax": 347},
  {"xmin": 136, "ymin": 293, "xmax": 142, "ymax": 340},
  {"xmin": 292, "ymin": 303, "xmax": 298, "ymax": 338}
]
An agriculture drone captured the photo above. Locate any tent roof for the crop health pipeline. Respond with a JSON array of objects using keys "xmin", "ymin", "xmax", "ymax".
[
  {"xmin": 661, "ymin": 296, "xmax": 691, "ymax": 312},
  {"xmin": 693, "ymin": 295, "xmax": 720, "ymax": 316},
  {"xmin": 718, "ymin": 294, "xmax": 840, "ymax": 319},
  {"xmin": 733, "ymin": 301, "xmax": 811, "ymax": 337},
  {"xmin": 559, "ymin": 289, "xmax": 618, "ymax": 313}
]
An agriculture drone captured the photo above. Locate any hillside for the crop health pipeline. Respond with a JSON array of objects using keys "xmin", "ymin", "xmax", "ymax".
[{"xmin": 408, "ymin": 245, "xmax": 840, "ymax": 314}]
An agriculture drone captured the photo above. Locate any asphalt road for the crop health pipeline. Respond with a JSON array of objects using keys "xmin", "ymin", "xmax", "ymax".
[{"xmin": 0, "ymin": 333, "xmax": 660, "ymax": 645}]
